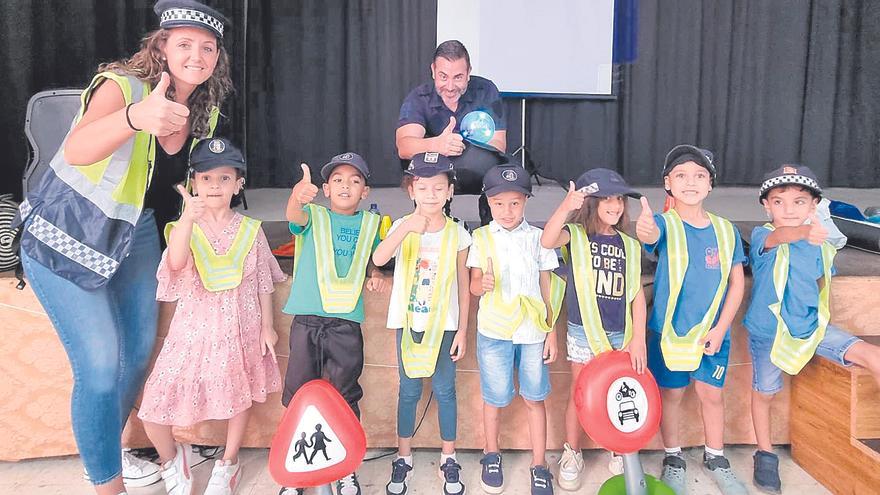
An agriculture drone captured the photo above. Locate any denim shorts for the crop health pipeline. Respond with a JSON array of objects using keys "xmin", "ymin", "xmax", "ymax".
[
  {"xmin": 749, "ymin": 323, "xmax": 861, "ymax": 394},
  {"xmin": 566, "ymin": 322, "xmax": 625, "ymax": 364},
  {"xmin": 476, "ymin": 332, "xmax": 550, "ymax": 407}
]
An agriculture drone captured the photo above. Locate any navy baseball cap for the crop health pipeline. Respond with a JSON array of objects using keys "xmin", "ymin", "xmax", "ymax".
[
  {"xmin": 662, "ymin": 144, "xmax": 716, "ymax": 182},
  {"xmin": 404, "ymin": 152, "xmax": 455, "ymax": 178},
  {"xmin": 483, "ymin": 164, "xmax": 532, "ymax": 197},
  {"xmin": 320, "ymin": 152, "xmax": 371, "ymax": 183},
  {"xmin": 759, "ymin": 164, "xmax": 822, "ymax": 201},
  {"xmin": 189, "ymin": 137, "xmax": 245, "ymax": 172},
  {"xmin": 154, "ymin": 0, "xmax": 229, "ymax": 38},
  {"xmin": 573, "ymin": 168, "xmax": 641, "ymax": 199}
]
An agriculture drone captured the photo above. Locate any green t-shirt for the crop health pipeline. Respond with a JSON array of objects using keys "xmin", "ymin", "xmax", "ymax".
[{"xmin": 282, "ymin": 205, "xmax": 379, "ymax": 323}]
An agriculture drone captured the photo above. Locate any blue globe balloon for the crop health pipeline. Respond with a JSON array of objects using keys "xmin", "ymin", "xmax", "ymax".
[{"xmin": 459, "ymin": 110, "xmax": 496, "ymax": 144}]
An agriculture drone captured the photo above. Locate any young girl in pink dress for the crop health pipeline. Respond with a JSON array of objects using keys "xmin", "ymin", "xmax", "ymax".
[{"xmin": 138, "ymin": 138, "xmax": 285, "ymax": 495}]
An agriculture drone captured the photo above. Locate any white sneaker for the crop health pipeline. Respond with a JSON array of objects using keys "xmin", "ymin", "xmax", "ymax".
[
  {"xmin": 557, "ymin": 443, "xmax": 584, "ymax": 491},
  {"xmin": 83, "ymin": 449, "xmax": 162, "ymax": 487},
  {"xmin": 161, "ymin": 444, "xmax": 194, "ymax": 495},
  {"xmin": 204, "ymin": 459, "xmax": 242, "ymax": 495},
  {"xmin": 608, "ymin": 452, "xmax": 624, "ymax": 475}
]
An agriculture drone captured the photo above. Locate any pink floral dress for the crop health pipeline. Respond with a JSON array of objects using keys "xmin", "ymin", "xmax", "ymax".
[{"xmin": 138, "ymin": 214, "xmax": 286, "ymax": 426}]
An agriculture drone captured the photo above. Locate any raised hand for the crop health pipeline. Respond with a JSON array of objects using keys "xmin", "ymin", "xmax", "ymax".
[
  {"xmin": 291, "ymin": 163, "xmax": 319, "ymax": 205},
  {"xmin": 481, "ymin": 257, "xmax": 496, "ymax": 293},
  {"xmin": 806, "ymin": 212, "xmax": 828, "ymax": 246},
  {"xmin": 436, "ymin": 116, "xmax": 465, "ymax": 156},
  {"xmin": 563, "ymin": 181, "xmax": 587, "ymax": 212},
  {"xmin": 128, "ymin": 72, "xmax": 190, "ymax": 136},
  {"xmin": 403, "ymin": 206, "xmax": 430, "ymax": 235},
  {"xmin": 176, "ymin": 184, "xmax": 205, "ymax": 222},
  {"xmin": 635, "ymin": 196, "xmax": 658, "ymax": 241}
]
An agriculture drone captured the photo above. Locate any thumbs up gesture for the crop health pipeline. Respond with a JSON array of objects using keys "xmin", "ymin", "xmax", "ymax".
[
  {"xmin": 291, "ymin": 163, "xmax": 319, "ymax": 205},
  {"xmin": 806, "ymin": 212, "xmax": 828, "ymax": 246},
  {"xmin": 128, "ymin": 72, "xmax": 191, "ymax": 136},
  {"xmin": 563, "ymin": 181, "xmax": 587, "ymax": 212},
  {"xmin": 481, "ymin": 257, "xmax": 496, "ymax": 293},
  {"xmin": 403, "ymin": 205, "xmax": 430, "ymax": 235},
  {"xmin": 635, "ymin": 196, "xmax": 659, "ymax": 242},
  {"xmin": 176, "ymin": 184, "xmax": 205, "ymax": 222},
  {"xmin": 435, "ymin": 116, "xmax": 465, "ymax": 156}
]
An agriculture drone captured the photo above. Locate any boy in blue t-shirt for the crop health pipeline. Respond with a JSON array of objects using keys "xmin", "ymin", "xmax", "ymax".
[
  {"xmin": 636, "ymin": 145, "xmax": 747, "ymax": 495},
  {"xmin": 280, "ymin": 152, "xmax": 386, "ymax": 495},
  {"xmin": 744, "ymin": 165, "xmax": 880, "ymax": 494}
]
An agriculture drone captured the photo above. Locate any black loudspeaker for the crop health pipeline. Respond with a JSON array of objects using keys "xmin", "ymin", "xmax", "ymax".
[
  {"xmin": 21, "ymin": 89, "xmax": 83, "ymax": 196},
  {"xmin": 452, "ymin": 139, "xmax": 511, "ymax": 195}
]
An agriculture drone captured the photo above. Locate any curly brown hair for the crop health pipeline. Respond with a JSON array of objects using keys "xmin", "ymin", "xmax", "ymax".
[{"xmin": 99, "ymin": 29, "xmax": 233, "ymax": 138}]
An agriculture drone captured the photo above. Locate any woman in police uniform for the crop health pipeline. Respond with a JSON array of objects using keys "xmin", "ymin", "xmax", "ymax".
[{"xmin": 16, "ymin": 2, "xmax": 232, "ymax": 493}]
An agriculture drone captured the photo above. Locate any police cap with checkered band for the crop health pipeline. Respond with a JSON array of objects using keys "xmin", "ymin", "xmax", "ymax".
[{"xmin": 154, "ymin": 0, "xmax": 229, "ymax": 39}]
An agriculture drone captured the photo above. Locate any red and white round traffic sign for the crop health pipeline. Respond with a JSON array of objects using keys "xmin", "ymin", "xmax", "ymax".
[{"xmin": 574, "ymin": 350, "xmax": 662, "ymax": 454}]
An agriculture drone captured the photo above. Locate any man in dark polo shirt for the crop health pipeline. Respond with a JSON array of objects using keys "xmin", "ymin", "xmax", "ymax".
[{"xmin": 396, "ymin": 40, "xmax": 507, "ymax": 225}]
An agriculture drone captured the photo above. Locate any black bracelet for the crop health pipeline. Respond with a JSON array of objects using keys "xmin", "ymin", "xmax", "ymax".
[{"xmin": 125, "ymin": 103, "xmax": 141, "ymax": 132}]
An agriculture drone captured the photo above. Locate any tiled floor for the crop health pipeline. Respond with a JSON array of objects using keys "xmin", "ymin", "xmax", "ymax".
[{"xmin": 0, "ymin": 445, "xmax": 830, "ymax": 494}]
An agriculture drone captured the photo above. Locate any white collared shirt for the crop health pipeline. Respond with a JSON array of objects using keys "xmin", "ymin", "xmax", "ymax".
[{"xmin": 466, "ymin": 220, "xmax": 559, "ymax": 344}]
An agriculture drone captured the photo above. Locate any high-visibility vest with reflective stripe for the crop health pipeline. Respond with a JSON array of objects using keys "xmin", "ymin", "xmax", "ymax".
[
  {"xmin": 398, "ymin": 217, "xmax": 458, "ymax": 378},
  {"xmin": 659, "ymin": 210, "xmax": 735, "ymax": 371},
  {"xmin": 764, "ymin": 224, "xmax": 837, "ymax": 374},
  {"xmin": 291, "ymin": 204, "xmax": 379, "ymax": 313},
  {"xmin": 567, "ymin": 224, "xmax": 642, "ymax": 355},
  {"xmin": 471, "ymin": 226, "xmax": 565, "ymax": 339},
  {"xmin": 19, "ymin": 71, "xmax": 219, "ymax": 289},
  {"xmin": 164, "ymin": 216, "xmax": 262, "ymax": 292}
]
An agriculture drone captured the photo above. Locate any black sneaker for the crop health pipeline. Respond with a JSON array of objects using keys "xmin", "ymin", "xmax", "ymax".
[
  {"xmin": 753, "ymin": 450, "xmax": 781, "ymax": 494},
  {"xmin": 530, "ymin": 465, "xmax": 554, "ymax": 495},
  {"xmin": 335, "ymin": 472, "xmax": 361, "ymax": 495},
  {"xmin": 438, "ymin": 457, "xmax": 465, "ymax": 495},
  {"xmin": 385, "ymin": 458, "xmax": 413, "ymax": 495},
  {"xmin": 479, "ymin": 452, "xmax": 504, "ymax": 493}
]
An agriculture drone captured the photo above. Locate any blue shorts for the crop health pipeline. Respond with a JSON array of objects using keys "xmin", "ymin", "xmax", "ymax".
[
  {"xmin": 476, "ymin": 333, "xmax": 551, "ymax": 407},
  {"xmin": 749, "ymin": 324, "xmax": 861, "ymax": 394},
  {"xmin": 566, "ymin": 322, "xmax": 625, "ymax": 364},
  {"xmin": 647, "ymin": 330, "xmax": 731, "ymax": 389}
]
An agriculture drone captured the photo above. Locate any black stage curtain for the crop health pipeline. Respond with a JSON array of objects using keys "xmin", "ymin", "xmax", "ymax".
[
  {"xmin": 3, "ymin": 0, "xmax": 878, "ymax": 199},
  {"xmin": 515, "ymin": 0, "xmax": 880, "ymax": 188}
]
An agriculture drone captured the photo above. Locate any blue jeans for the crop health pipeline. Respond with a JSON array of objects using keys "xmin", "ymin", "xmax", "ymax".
[
  {"xmin": 396, "ymin": 329, "xmax": 457, "ymax": 441},
  {"xmin": 477, "ymin": 333, "xmax": 550, "ymax": 407},
  {"xmin": 749, "ymin": 324, "xmax": 861, "ymax": 394},
  {"xmin": 21, "ymin": 211, "xmax": 161, "ymax": 485},
  {"xmin": 566, "ymin": 321, "xmax": 626, "ymax": 364}
]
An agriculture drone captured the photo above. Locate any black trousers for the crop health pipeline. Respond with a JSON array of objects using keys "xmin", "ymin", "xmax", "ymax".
[{"xmin": 282, "ymin": 314, "xmax": 365, "ymax": 418}]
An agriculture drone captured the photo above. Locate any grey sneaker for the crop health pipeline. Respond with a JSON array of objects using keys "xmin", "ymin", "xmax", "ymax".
[
  {"xmin": 660, "ymin": 454, "xmax": 688, "ymax": 495},
  {"xmin": 703, "ymin": 454, "xmax": 748, "ymax": 495}
]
